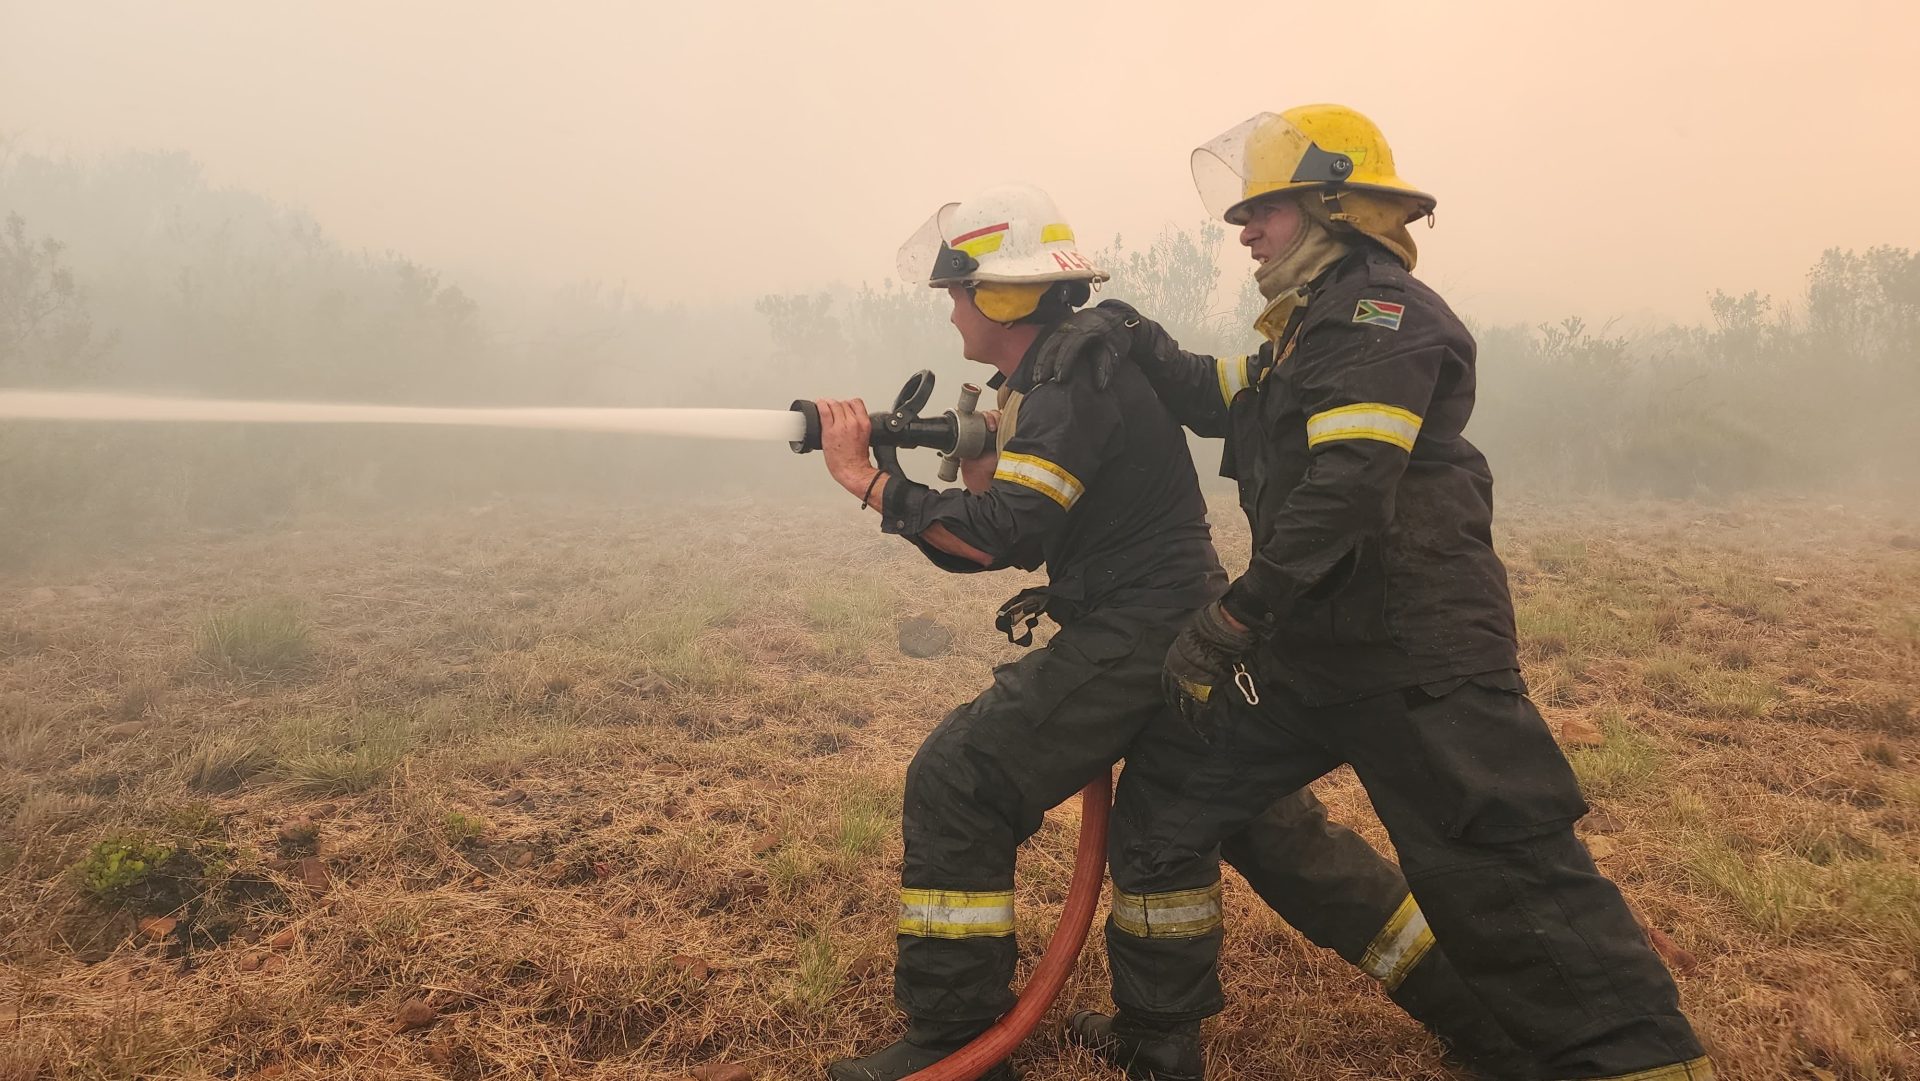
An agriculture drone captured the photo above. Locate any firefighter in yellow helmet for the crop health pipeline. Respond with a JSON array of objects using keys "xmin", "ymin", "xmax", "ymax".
[{"xmin": 1036, "ymin": 106, "xmax": 1715, "ymax": 1079}]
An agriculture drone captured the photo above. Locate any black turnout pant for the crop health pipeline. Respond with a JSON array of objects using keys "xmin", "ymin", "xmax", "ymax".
[{"xmin": 1106, "ymin": 665, "xmax": 1708, "ymax": 1079}]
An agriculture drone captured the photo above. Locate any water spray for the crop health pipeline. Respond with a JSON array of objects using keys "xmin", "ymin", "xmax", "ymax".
[{"xmin": 0, "ymin": 389, "xmax": 809, "ymax": 442}]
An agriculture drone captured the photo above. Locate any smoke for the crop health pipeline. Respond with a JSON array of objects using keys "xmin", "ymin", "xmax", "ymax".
[{"xmin": 2, "ymin": 141, "xmax": 1916, "ymax": 569}]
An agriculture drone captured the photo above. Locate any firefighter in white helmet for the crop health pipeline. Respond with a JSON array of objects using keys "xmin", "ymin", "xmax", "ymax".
[
  {"xmin": 1036, "ymin": 106, "xmax": 1714, "ymax": 1080},
  {"xmin": 814, "ymin": 181, "xmax": 1527, "ymax": 1080}
]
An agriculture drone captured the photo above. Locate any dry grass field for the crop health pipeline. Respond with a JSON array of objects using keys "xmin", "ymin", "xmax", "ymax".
[{"xmin": 2, "ymin": 496, "xmax": 1917, "ymax": 1080}]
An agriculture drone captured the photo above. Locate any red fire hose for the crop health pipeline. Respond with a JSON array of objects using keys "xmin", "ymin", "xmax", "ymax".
[{"xmin": 903, "ymin": 772, "xmax": 1112, "ymax": 1080}]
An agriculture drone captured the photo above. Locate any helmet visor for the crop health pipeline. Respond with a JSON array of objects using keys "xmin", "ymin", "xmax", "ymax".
[
  {"xmin": 895, "ymin": 203, "xmax": 976, "ymax": 288},
  {"xmin": 1191, "ymin": 113, "xmax": 1278, "ymax": 223}
]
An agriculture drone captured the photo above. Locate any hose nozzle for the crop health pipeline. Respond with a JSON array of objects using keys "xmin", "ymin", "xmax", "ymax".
[{"xmin": 789, "ymin": 371, "xmax": 984, "ymax": 477}]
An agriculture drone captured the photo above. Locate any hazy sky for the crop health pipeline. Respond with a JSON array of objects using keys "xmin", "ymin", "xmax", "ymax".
[{"xmin": 3, "ymin": 1, "xmax": 1914, "ymax": 326}]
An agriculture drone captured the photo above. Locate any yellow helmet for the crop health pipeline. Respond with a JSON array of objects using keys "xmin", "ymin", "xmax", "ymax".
[{"xmin": 1192, "ymin": 105, "xmax": 1436, "ymax": 226}]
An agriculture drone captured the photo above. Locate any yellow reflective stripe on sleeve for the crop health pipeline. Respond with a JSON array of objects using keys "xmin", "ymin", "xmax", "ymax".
[
  {"xmin": 898, "ymin": 888, "xmax": 1015, "ymax": 940},
  {"xmin": 1216, "ymin": 356, "xmax": 1253, "ymax": 406},
  {"xmin": 993, "ymin": 452, "xmax": 1084, "ymax": 510},
  {"xmin": 1360, "ymin": 894, "xmax": 1436, "ymax": 991},
  {"xmin": 1305, "ymin": 402, "xmax": 1424, "ymax": 451},
  {"xmin": 1584, "ymin": 1058, "xmax": 1716, "ymax": 1081},
  {"xmin": 1110, "ymin": 882, "xmax": 1222, "ymax": 939}
]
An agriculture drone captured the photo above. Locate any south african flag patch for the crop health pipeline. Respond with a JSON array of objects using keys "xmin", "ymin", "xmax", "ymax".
[{"xmin": 1353, "ymin": 299, "xmax": 1406, "ymax": 330}]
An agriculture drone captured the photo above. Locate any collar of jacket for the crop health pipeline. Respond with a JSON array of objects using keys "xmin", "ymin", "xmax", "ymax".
[
  {"xmin": 1254, "ymin": 246, "xmax": 1392, "ymax": 343},
  {"xmin": 1005, "ymin": 319, "xmax": 1066, "ymax": 394}
]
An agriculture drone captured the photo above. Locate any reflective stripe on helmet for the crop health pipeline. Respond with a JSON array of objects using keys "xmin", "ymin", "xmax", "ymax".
[{"xmin": 951, "ymin": 221, "xmax": 1010, "ymax": 259}]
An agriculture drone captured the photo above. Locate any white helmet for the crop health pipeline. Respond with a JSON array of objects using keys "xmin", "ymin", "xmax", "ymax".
[{"xmin": 896, "ymin": 183, "xmax": 1108, "ymax": 289}]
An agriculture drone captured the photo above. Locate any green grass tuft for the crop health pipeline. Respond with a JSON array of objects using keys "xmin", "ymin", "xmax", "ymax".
[
  {"xmin": 803, "ymin": 581, "xmax": 893, "ymax": 670},
  {"xmin": 831, "ymin": 791, "xmax": 894, "ymax": 866},
  {"xmin": 176, "ymin": 733, "xmax": 272, "ymax": 792},
  {"xmin": 273, "ymin": 710, "xmax": 410, "ymax": 794},
  {"xmin": 198, "ymin": 599, "xmax": 311, "ymax": 677},
  {"xmin": 1568, "ymin": 710, "xmax": 1663, "ymax": 797},
  {"xmin": 789, "ymin": 925, "xmax": 842, "ymax": 1013},
  {"xmin": 443, "ymin": 811, "xmax": 488, "ymax": 846}
]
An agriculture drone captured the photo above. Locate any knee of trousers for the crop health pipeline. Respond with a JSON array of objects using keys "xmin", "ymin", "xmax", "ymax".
[
  {"xmin": 901, "ymin": 728, "xmax": 1021, "ymax": 883},
  {"xmin": 1218, "ymin": 787, "xmax": 1334, "ymax": 868},
  {"xmin": 1109, "ymin": 817, "xmax": 1228, "ymax": 899}
]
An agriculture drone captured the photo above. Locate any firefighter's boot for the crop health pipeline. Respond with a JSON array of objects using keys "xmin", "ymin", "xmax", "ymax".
[
  {"xmin": 826, "ymin": 1018, "xmax": 1017, "ymax": 1081},
  {"xmin": 1065, "ymin": 1010, "xmax": 1204, "ymax": 1081}
]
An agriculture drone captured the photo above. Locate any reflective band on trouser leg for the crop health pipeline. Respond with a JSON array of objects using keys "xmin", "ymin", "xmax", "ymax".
[
  {"xmin": 1216, "ymin": 356, "xmax": 1253, "ymax": 407},
  {"xmin": 993, "ymin": 452, "xmax": 1084, "ymax": 510},
  {"xmin": 1110, "ymin": 882, "xmax": 1223, "ymax": 939},
  {"xmin": 898, "ymin": 888, "xmax": 1016, "ymax": 940},
  {"xmin": 1360, "ymin": 893, "xmax": 1436, "ymax": 991},
  {"xmin": 1584, "ymin": 1058, "xmax": 1716, "ymax": 1081},
  {"xmin": 1305, "ymin": 402, "xmax": 1424, "ymax": 451}
]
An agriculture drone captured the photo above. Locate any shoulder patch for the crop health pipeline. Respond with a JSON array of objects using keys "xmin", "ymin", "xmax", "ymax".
[{"xmin": 1353, "ymin": 299, "xmax": 1405, "ymax": 331}]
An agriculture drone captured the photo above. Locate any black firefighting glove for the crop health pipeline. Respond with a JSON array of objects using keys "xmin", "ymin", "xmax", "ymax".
[
  {"xmin": 1163, "ymin": 599, "xmax": 1260, "ymax": 730},
  {"xmin": 1030, "ymin": 299, "xmax": 1152, "ymax": 389}
]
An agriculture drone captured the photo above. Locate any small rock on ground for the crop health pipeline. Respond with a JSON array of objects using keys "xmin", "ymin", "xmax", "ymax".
[{"xmin": 897, "ymin": 617, "xmax": 954, "ymax": 659}]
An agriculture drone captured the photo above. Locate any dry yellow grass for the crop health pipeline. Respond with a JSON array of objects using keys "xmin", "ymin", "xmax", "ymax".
[{"xmin": 2, "ymin": 495, "xmax": 1917, "ymax": 1079}]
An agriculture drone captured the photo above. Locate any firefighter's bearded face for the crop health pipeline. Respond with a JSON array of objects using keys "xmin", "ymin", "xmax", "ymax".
[
  {"xmin": 1239, "ymin": 196, "xmax": 1307, "ymax": 264},
  {"xmin": 946, "ymin": 285, "xmax": 1002, "ymax": 362}
]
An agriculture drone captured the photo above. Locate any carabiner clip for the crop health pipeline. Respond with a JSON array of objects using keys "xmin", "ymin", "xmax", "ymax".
[{"xmin": 1232, "ymin": 663, "xmax": 1260, "ymax": 706}]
